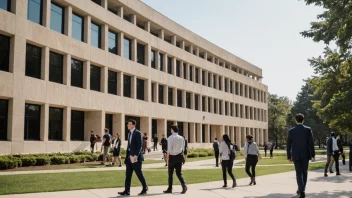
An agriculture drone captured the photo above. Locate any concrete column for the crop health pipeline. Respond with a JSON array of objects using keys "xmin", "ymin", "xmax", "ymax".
[
  {"xmin": 117, "ymin": 72, "xmax": 124, "ymax": 96},
  {"xmin": 43, "ymin": 0, "xmax": 50, "ymax": 28},
  {"xmin": 183, "ymin": 122, "xmax": 189, "ymax": 141},
  {"xmin": 158, "ymin": 29, "xmax": 164, "ymax": 40},
  {"xmin": 251, "ymin": 107, "xmax": 254, "ymax": 120},
  {"xmin": 145, "ymin": 44, "xmax": 151, "ymax": 67},
  {"xmin": 85, "ymin": 111, "xmax": 105, "ymax": 141},
  {"xmin": 204, "ymin": 124, "xmax": 210, "ymax": 143},
  {"xmin": 180, "ymin": 41, "xmax": 185, "ymax": 50},
  {"xmin": 196, "ymin": 123, "xmax": 202, "ymax": 143},
  {"xmin": 102, "ymin": 24, "xmax": 109, "ymax": 51},
  {"xmin": 145, "ymin": 79, "xmax": 150, "ymax": 102},
  {"xmin": 102, "ymin": 0, "xmax": 108, "ymax": 9},
  {"xmin": 101, "ymin": 66, "xmax": 108, "ymax": 93},
  {"xmin": 191, "ymin": 93, "xmax": 195, "ymax": 110},
  {"xmin": 40, "ymin": 103, "xmax": 49, "ymax": 141},
  {"xmin": 172, "ymin": 57, "xmax": 176, "ymax": 75},
  {"xmin": 157, "ymin": 119, "xmax": 167, "ymax": 138},
  {"xmin": 204, "ymin": 52, "xmax": 208, "ymax": 60},
  {"xmin": 189, "ymin": 123, "xmax": 195, "ymax": 143},
  {"xmin": 195, "ymin": 47, "xmax": 199, "ymax": 56},
  {"xmin": 236, "ymin": 127, "xmax": 242, "ymax": 148},
  {"xmin": 131, "ymin": 14, "xmax": 137, "ymax": 25},
  {"xmin": 173, "ymin": 87, "xmax": 177, "ymax": 107},
  {"xmin": 145, "ymin": 21, "xmax": 150, "ymax": 32},
  {"xmin": 198, "ymin": 68, "xmax": 202, "ymax": 84},
  {"xmin": 164, "ymin": 53, "xmax": 168, "ymax": 72},
  {"xmin": 41, "ymin": 47, "xmax": 49, "ymax": 81},
  {"xmin": 164, "ymin": 85, "xmax": 168, "ymax": 105},
  {"xmin": 132, "ymin": 39, "xmax": 137, "ymax": 62},
  {"xmin": 84, "ymin": 15, "xmax": 91, "ymax": 44},
  {"xmin": 153, "ymin": 82, "xmax": 158, "ymax": 103},
  {"xmin": 63, "ymin": 106, "xmax": 71, "ymax": 141},
  {"xmin": 241, "ymin": 127, "xmax": 246, "ymax": 147},
  {"xmin": 189, "ymin": 45, "xmax": 193, "ymax": 54},
  {"xmin": 209, "ymin": 98, "xmax": 213, "ymax": 113},
  {"xmin": 83, "ymin": 61, "xmax": 90, "ymax": 89},
  {"xmin": 230, "ymin": 127, "xmax": 234, "ymax": 143},
  {"xmin": 171, "ymin": 35, "xmax": 176, "ymax": 45},
  {"xmin": 199, "ymin": 94, "xmax": 202, "ymax": 111},
  {"xmin": 182, "ymin": 90, "xmax": 186, "ymax": 108},
  {"xmin": 64, "ymin": 6, "xmax": 72, "ymax": 37},
  {"xmin": 140, "ymin": 117, "xmax": 151, "ymax": 143},
  {"xmin": 180, "ymin": 61, "xmax": 184, "ymax": 78},
  {"xmin": 218, "ymin": 125, "xmax": 224, "ymax": 140},
  {"xmin": 117, "ymin": 6, "xmax": 123, "ymax": 17},
  {"xmin": 185, "ymin": 63, "xmax": 189, "ymax": 80},
  {"xmin": 118, "ymin": 32, "xmax": 124, "ymax": 57},
  {"xmin": 204, "ymin": 70, "xmax": 208, "ymax": 86},
  {"xmin": 131, "ymin": 76, "xmax": 137, "ymax": 99}
]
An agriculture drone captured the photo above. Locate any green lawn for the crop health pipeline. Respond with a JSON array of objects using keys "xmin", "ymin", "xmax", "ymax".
[{"xmin": 0, "ymin": 162, "xmax": 326, "ymax": 195}]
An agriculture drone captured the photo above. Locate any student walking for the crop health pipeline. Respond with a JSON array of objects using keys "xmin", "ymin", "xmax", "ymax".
[
  {"xmin": 153, "ymin": 134, "xmax": 158, "ymax": 151},
  {"xmin": 270, "ymin": 142, "xmax": 275, "ymax": 158},
  {"xmin": 219, "ymin": 134, "xmax": 236, "ymax": 188},
  {"xmin": 263, "ymin": 142, "xmax": 268, "ymax": 157},
  {"xmin": 213, "ymin": 138, "xmax": 220, "ymax": 167},
  {"xmin": 112, "ymin": 133, "xmax": 122, "ymax": 167},
  {"xmin": 101, "ymin": 129, "xmax": 112, "ymax": 165},
  {"xmin": 349, "ymin": 142, "xmax": 352, "ymax": 172},
  {"xmin": 90, "ymin": 131, "xmax": 97, "ymax": 154},
  {"xmin": 142, "ymin": 133, "xmax": 148, "ymax": 154},
  {"xmin": 244, "ymin": 134, "xmax": 260, "ymax": 186},
  {"xmin": 161, "ymin": 134, "xmax": 168, "ymax": 167}
]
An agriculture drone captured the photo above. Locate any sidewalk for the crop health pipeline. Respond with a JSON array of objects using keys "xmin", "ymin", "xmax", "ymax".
[{"xmin": 1, "ymin": 163, "xmax": 351, "ymax": 198}]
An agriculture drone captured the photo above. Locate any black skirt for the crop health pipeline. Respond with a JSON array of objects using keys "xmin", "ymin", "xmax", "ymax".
[{"xmin": 113, "ymin": 148, "xmax": 120, "ymax": 156}]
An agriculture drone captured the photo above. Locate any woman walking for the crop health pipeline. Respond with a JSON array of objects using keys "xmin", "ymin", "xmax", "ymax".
[
  {"xmin": 112, "ymin": 133, "xmax": 122, "ymax": 167},
  {"xmin": 142, "ymin": 133, "xmax": 148, "ymax": 154},
  {"xmin": 244, "ymin": 134, "xmax": 260, "ymax": 185},
  {"xmin": 219, "ymin": 134, "xmax": 236, "ymax": 188}
]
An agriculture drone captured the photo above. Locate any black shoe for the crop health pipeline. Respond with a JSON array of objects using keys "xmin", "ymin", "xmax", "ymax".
[
  {"xmin": 253, "ymin": 179, "xmax": 256, "ymax": 185},
  {"xmin": 138, "ymin": 188, "xmax": 148, "ymax": 195},
  {"xmin": 296, "ymin": 190, "xmax": 300, "ymax": 195},
  {"xmin": 249, "ymin": 177, "xmax": 254, "ymax": 185},
  {"xmin": 299, "ymin": 192, "xmax": 306, "ymax": 198},
  {"xmin": 163, "ymin": 189, "xmax": 172, "ymax": 193},
  {"xmin": 119, "ymin": 164, "xmax": 122, "ymax": 167},
  {"xmin": 118, "ymin": 191, "xmax": 130, "ymax": 196},
  {"xmin": 336, "ymin": 172, "xmax": 341, "ymax": 176},
  {"xmin": 222, "ymin": 185, "xmax": 227, "ymax": 188},
  {"xmin": 324, "ymin": 173, "xmax": 328, "ymax": 177},
  {"xmin": 232, "ymin": 180, "xmax": 237, "ymax": 188},
  {"xmin": 181, "ymin": 186, "xmax": 188, "ymax": 194},
  {"xmin": 329, "ymin": 171, "xmax": 334, "ymax": 174},
  {"xmin": 165, "ymin": 164, "xmax": 168, "ymax": 167}
]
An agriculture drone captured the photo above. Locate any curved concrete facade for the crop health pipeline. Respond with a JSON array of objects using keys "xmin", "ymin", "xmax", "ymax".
[{"xmin": 0, "ymin": 0, "xmax": 268, "ymax": 155}]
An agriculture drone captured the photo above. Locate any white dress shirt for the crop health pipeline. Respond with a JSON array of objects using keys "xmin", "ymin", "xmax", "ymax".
[
  {"xmin": 167, "ymin": 133, "xmax": 185, "ymax": 155},
  {"xmin": 332, "ymin": 137, "xmax": 339, "ymax": 151}
]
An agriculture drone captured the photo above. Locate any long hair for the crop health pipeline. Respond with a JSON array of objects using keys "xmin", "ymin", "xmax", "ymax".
[{"xmin": 223, "ymin": 134, "xmax": 232, "ymax": 147}]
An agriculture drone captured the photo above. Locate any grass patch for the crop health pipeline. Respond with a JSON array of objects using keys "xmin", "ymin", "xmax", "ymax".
[{"xmin": 0, "ymin": 162, "xmax": 326, "ymax": 195}]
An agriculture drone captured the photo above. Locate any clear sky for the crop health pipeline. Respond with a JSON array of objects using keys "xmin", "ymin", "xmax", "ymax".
[{"xmin": 140, "ymin": 0, "xmax": 325, "ymax": 101}]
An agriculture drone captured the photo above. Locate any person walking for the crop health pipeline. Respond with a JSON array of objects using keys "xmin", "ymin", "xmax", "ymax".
[
  {"xmin": 183, "ymin": 136, "xmax": 188, "ymax": 161},
  {"xmin": 349, "ymin": 142, "xmax": 352, "ymax": 172},
  {"xmin": 263, "ymin": 142, "xmax": 268, "ymax": 157},
  {"xmin": 325, "ymin": 132, "xmax": 338, "ymax": 176},
  {"xmin": 161, "ymin": 134, "xmax": 168, "ymax": 167},
  {"xmin": 244, "ymin": 134, "xmax": 260, "ymax": 186},
  {"xmin": 112, "ymin": 133, "xmax": 122, "ymax": 167},
  {"xmin": 118, "ymin": 119, "xmax": 148, "ymax": 196},
  {"xmin": 286, "ymin": 113, "xmax": 315, "ymax": 198},
  {"xmin": 90, "ymin": 131, "xmax": 97, "ymax": 154},
  {"xmin": 219, "ymin": 134, "xmax": 236, "ymax": 188},
  {"xmin": 101, "ymin": 129, "xmax": 112, "ymax": 165},
  {"xmin": 153, "ymin": 134, "xmax": 158, "ymax": 151},
  {"xmin": 163, "ymin": 125, "xmax": 188, "ymax": 194},
  {"xmin": 270, "ymin": 142, "xmax": 275, "ymax": 158},
  {"xmin": 213, "ymin": 138, "xmax": 220, "ymax": 167},
  {"xmin": 336, "ymin": 135, "xmax": 345, "ymax": 165},
  {"xmin": 142, "ymin": 133, "xmax": 148, "ymax": 154},
  {"xmin": 331, "ymin": 134, "xmax": 341, "ymax": 175}
]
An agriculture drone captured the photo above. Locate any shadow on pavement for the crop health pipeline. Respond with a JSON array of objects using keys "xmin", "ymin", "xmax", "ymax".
[{"xmin": 242, "ymin": 191, "xmax": 352, "ymax": 198}]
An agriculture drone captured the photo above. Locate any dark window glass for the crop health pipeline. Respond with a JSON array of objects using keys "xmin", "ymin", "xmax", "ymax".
[
  {"xmin": 202, "ymin": 124, "xmax": 205, "ymax": 143},
  {"xmin": 230, "ymin": 80, "xmax": 233, "ymax": 94},
  {"xmin": 219, "ymin": 100, "xmax": 222, "ymax": 115},
  {"xmin": 183, "ymin": 63, "xmax": 187, "ymax": 79},
  {"xmin": 178, "ymin": 121, "xmax": 184, "ymax": 136},
  {"xmin": 25, "ymin": 44, "xmax": 42, "ymax": 79},
  {"xmin": 49, "ymin": 107, "xmax": 63, "ymax": 141},
  {"xmin": 195, "ymin": 124, "xmax": 198, "ymax": 143},
  {"xmin": 202, "ymin": 96, "xmax": 205, "ymax": 112},
  {"xmin": 72, "ymin": 13, "xmax": 84, "ymax": 42},
  {"xmin": 213, "ymin": 99, "xmax": 217, "ymax": 114},
  {"xmin": 0, "ymin": 34, "xmax": 10, "ymax": 72},
  {"xmin": 152, "ymin": 119, "xmax": 157, "ymax": 137},
  {"xmin": 136, "ymin": 78, "xmax": 145, "ymax": 101},
  {"xmin": 167, "ymin": 57, "xmax": 172, "ymax": 74},
  {"xmin": 195, "ymin": 68, "xmax": 199, "ymax": 83},
  {"xmin": 152, "ymin": 83, "xmax": 155, "ymax": 102},
  {"xmin": 49, "ymin": 51, "xmax": 63, "ymax": 84},
  {"xmin": 90, "ymin": 65, "xmax": 101, "ymax": 92},
  {"xmin": 71, "ymin": 110, "xmax": 84, "ymax": 141},
  {"xmin": 158, "ymin": 85, "xmax": 164, "ymax": 104},
  {"xmin": 91, "ymin": 22, "xmax": 101, "ymax": 48},
  {"xmin": 213, "ymin": 75, "xmax": 216, "ymax": 88},
  {"xmin": 231, "ymin": 103, "xmax": 234, "ymax": 116},
  {"xmin": 188, "ymin": 123, "xmax": 190, "ymax": 141},
  {"xmin": 108, "ymin": 31, "xmax": 118, "ymax": 55},
  {"xmin": 91, "ymin": 0, "xmax": 101, "ymax": 6},
  {"xmin": 208, "ymin": 73, "xmax": 211, "ymax": 87},
  {"xmin": 225, "ymin": 102, "xmax": 228, "ymax": 116},
  {"xmin": 219, "ymin": 77, "xmax": 222, "ymax": 91},
  {"xmin": 105, "ymin": 114, "xmax": 113, "ymax": 135},
  {"xmin": 28, "ymin": 0, "xmax": 43, "ymax": 25},
  {"xmin": 137, "ymin": 23, "xmax": 145, "ymax": 30},
  {"xmin": 189, "ymin": 66, "xmax": 193, "ymax": 81},
  {"xmin": 124, "ymin": 37, "xmax": 131, "ymax": 60},
  {"xmin": 0, "ymin": 0, "xmax": 11, "ymax": 12},
  {"xmin": 108, "ymin": 70, "xmax": 117, "ymax": 95},
  {"xmin": 151, "ymin": 50, "xmax": 156, "ymax": 69},
  {"xmin": 50, "ymin": 2, "xmax": 64, "ymax": 34},
  {"xmin": 24, "ymin": 104, "xmax": 41, "ymax": 140},
  {"xmin": 202, "ymin": 70, "xmax": 205, "ymax": 86},
  {"xmin": 177, "ymin": 90, "xmax": 182, "ymax": 107},
  {"xmin": 0, "ymin": 99, "xmax": 8, "ymax": 140},
  {"xmin": 108, "ymin": 8, "xmax": 118, "ymax": 15},
  {"xmin": 249, "ymin": 87, "xmax": 252, "ymax": 99},
  {"xmin": 159, "ymin": 53, "xmax": 164, "ymax": 71},
  {"xmin": 176, "ymin": 60, "xmax": 181, "ymax": 77},
  {"xmin": 123, "ymin": 15, "xmax": 132, "ymax": 23},
  {"xmin": 186, "ymin": 92, "xmax": 191, "ymax": 109},
  {"xmin": 123, "ymin": 75, "xmax": 132, "ymax": 98},
  {"xmin": 137, "ymin": 43, "xmax": 145, "ymax": 65},
  {"xmin": 195, "ymin": 94, "xmax": 199, "ymax": 111},
  {"xmin": 168, "ymin": 88, "xmax": 173, "ymax": 106},
  {"xmin": 71, "ymin": 59, "xmax": 83, "ymax": 88},
  {"xmin": 225, "ymin": 78, "xmax": 228, "ymax": 92},
  {"xmin": 208, "ymin": 98, "xmax": 211, "ymax": 113}
]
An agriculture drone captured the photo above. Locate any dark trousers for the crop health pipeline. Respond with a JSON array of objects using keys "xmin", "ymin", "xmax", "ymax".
[
  {"xmin": 124, "ymin": 161, "xmax": 147, "ymax": 192},
  {"xmin": 153, "ymin": 142, "xmax": 158, "ymax": 151},
  {"xmin": 349, "ymin": 152, "xmax": 352, "ymax": 172},
  {"xmin": 221, "ymin": 160, "xmax": 235, "ymax": 185},
  {"xmin": 270, "ymin": 149, "xmax": 273, "ymax": 158},
  {"xmin": 245, "ymin": 155, "xmax": 258, "ymax": 178},
  {"xmin": 215, "ymin": 151, "xmax": 219, "ymax": 166},
  {"xmin": 264, "ymin": 149, "xmax": 267, "ymax": 157},
  {"xmin": 333, "ymin": 151, "xmax": 340, "ymax": 173},
  {"xmin": 168, "ymin": 154, "xmax": 186, "ymax": 189},
  {"xmin": 293, "ymin": 159, "xmax": 309, "ymax": 193},
  {"xmin": 341, "ymin": 153, "xmax": 345, "ymax": 165}
]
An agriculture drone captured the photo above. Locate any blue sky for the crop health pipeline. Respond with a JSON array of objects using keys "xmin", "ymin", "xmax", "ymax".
[{"xmin": 141, "ymin": 0, "xmax": 325, "ymax": 101}]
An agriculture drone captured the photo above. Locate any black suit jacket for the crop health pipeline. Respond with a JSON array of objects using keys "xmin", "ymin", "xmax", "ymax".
[
  {"xmin": 326, "ymin": 137, "xmax": 333, "ymax": 155},
  {"xmin": 286, "ymin": 124, "xmax": 315, "ymax": 160},
  {"xmin": 125, "ymin": 129, "xmax": 144, "ymax": 163}
]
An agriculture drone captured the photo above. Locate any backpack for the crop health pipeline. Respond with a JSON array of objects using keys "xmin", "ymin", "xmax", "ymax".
[{"xmin": 226, "ymin": 143, "xmax": 236, "ymax": 160}]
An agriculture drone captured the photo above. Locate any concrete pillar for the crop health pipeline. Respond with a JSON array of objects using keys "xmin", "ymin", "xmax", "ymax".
[
  {"xmin": 118, "ymin": 32, "xmax": 124, "ymax": 57},
  {"xmin": 101, "ymin": 66, "xmax": 108, "ymax": 93},
  {"xmin": 145, "ymin": 44, "xmax": 151, "ymax": 67},
  {"xmin": 251, "ymin": 107, "xmax": 254, "ymax": 120},
  {"xmin": 145, "ymin": 21, "xmax": 150, "ymax": 32},
  {"xmin": 158, "ymin": 29, "xmax": 164, "ymax": 40},
  {"xmin": 191, "ymin": 93, "xmax": 195, "ymax": 110},
  {"xmin": 218, "ymin": 125, "xmax": 224, "ymax": 140},
  {"xmin": 164, "ymin": 85, "xmax": 168, "ymax": 105},
  {"xmin": 117, "ymin": 71, "xmax": 124, "ymax": 96},
  {"xmin": 189, "ymin": 45, "xmax": 193, "ymax": 54},
  {"xmin": 204, "ymin": 52, "xmax": 208, "ymax": 60},
  {"xmin": 63, "ymin": 106, "xmax": 71, "ymax": 141},
  {"xmin": 132, "ymin": 76, "xmax": 137, "ymax": 99},
  {"xmin": 196, "ymin": 47, "xmax": 199, "ymax": 56},
  {"xmin": 205, "ymin": 124, "xmax": 210, "ymax": 143},
  {"xmin": 43, "ymin": 0, "xmax": 51, "ymax": 28},
  {"xmin": 84, "ymin": 15, "xmax": 91, "ymax": 44},
  {"xmin": 132, "ymin": 39, "xmax": 137, "ymax": 62},
  {"xmin": 117, "ymin": 6, "xmax": 123, "ymax": 18},
  {"xmin": 183, "ymin": 122, "xmax": 189, "ymax": 141},
  {"xmin": 189, "ymin": 123, "xmax": 195, "ymax": 143},
  {"xmin": 196, "ymin": 123, "xmax": 202, "ymax": 143},
  {"xmin": 241, "ymin": 127, "xmax": 246, "ymax": 147},
  {"xmin": 145, "ymin": 79, "xmax": 150, "ymax": 102},
  {"xmin": 180, "ymin": 61, "xmax": 184, "ymax": 78},
  {"xmin": 180, "ymin": 41, "xmax": 185, "ymax": 50},
  {"xmin": 236, "ymin": 127, "xmax": 242, "ymax": 148},
  {"xmin": 131, "ymin": 14, "xmax": 137, "ymax": 25},
  {"xmin": 211, "ymin": 125, "xmax": 217, "ymax": 141},
  {"xmin": 172, "ymin": 57, "xmax": 176, "ymax": 76},
  {"xmin": 40, "ymin": 104, "xmax": 49, "ymax": 141},
  {"xmin": 171, "ymin": 35, "xmax": 176, "ymax": 46},
  {"xmin": 173, "ymin": 88, "xmax": 177, "ymax": 107},
  {"xmin": 85, "ymin": 111, "xmax": 105, "ymax": 141},
  {"xmin": 41, "ymin": 47, "xmax": 49, "ymax": 81},
  {"xmin": 157, "ymin": 119, "xmax": 167, "ymax": 138},
  {"xmin": 182, "ymin": 90, "xmax": 186, "ymax": 108},
  {"xmin": 83, "ymin": 61, "xmax": 90, "ymax": 89},
  {"xmin": 199, "ymin": 68, "xmax": 202, "ymax": 85},
  {"xmin": 140, "ymin": 117, "xmax": 151, "ymax": 143},
  {"xmin": 230, "ymin": 127, "xmax": 234, "ymax": 143},
  {"xmin": 102, "ymin": 24, "xmax": 109, "ymax": 51},
  {"xmin": 102, "ymin": 0, "xmax": 108, "ymax": 9},
  {"xmin": 64, "ymin": 6, "xmax": 72, "ymax": 37}
]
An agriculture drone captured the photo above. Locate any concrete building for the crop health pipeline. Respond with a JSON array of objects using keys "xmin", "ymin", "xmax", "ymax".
[{"xmin": 0, "ymin": 0, "xmax": 268, "ymax": 155}]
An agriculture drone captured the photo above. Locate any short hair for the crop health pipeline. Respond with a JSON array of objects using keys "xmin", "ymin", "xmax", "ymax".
[
  {"xmin": 215, "ymin": 137, "xmax": 217, "ymax": 140},
  {"xmin": 330, "ymin": 132, "xmax": 335, "ymax": 137},
  {"xmin": 127, "ymin": 119, "xmax": 137, "ymax": 126},
  {"xmin": 91, "ymin": 130, "xmax": 94, "ymax": 133},
  {"xmin": 246, "ymin": 134, "xmax": 253, "ymax": 141},
  {"xmin": 104, "ymin": 128, "xmax": 109, "ymax": 133},
  {"xmin": 116, "ymin": 133, "xmax": 119, "ymax": 136},
  {"xmin": 170, "ymin": 125, "xmax": 179, "ymax": 133},
  {"xmin": 295, "ymin": 113, "xmax": 304, "ymax": 123}
]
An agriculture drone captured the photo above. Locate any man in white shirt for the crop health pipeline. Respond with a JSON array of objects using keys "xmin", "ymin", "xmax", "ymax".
[
  {"xmin": 331, "ymin": 134, "xmax": 341, "ymax": 175},
  {"xmin": 163, "ymin": 125, "xmax": 187, "ymax": 194}
]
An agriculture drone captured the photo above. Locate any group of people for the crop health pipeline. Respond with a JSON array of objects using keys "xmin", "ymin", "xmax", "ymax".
[
  {"xmin": 324, "ymin": 132, "xmax": 346, "ymax": 177},
  {"xmin": 263, "ymin": 141, "xmax": 275, "ymax": 158}
]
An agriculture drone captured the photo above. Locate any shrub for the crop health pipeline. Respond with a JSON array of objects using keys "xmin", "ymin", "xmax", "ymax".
[
  {"xmin": 92, "ymin": 154, "xmax": 99, "ymax": 161},
  {"xmin": 85, "ymin": 155, "xmax": 94, "ymax": 162},
  {"xmin": 188, "ymin": 153, "xmax": 198, "ymax": 158},
  {"xmin": 207, "ymin": 151, "xmax": 214, "ymax": 156},
  {"xmin": 21, "ymin": 157, "xmax": 37, "ymax": 166},
  {"xmin": 78, "ymin": 155, "xmax": 86, "ymax": 163},
  {"xmin": 50, "ymin": 156, "xmax": 69, "ymax": 165},
  {"xmin": 68, "ymin": 156, "xmax": 80, "ymax": 163},
  {"xmin": 0, "ymin": 158, "xmax": 18, "ymax": 170},
  {"xmin": 36, "ymin": 156, "xmax": 51, "ymax": 166},
  {"xmin": 74, "ymin": 150, "xmax": 91, "ymax": 155},
  {"xmin": 198, "ymin": 152, "xmax": 208, "ymax": 157}
]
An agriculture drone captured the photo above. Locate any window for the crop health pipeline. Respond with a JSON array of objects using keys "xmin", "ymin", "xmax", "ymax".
[
  {"xmin": 159, "ymin": 53, "xmax": 164, "ymax": 71},
  {"xmin": 195, "ymin": 68, "xmax": 199, "ymax": 83},
  {"xmin": 28, "ymin": 0, "xmax": 43, "ymax": 25},
  {"xmin": 136, "ymin": 79, "xmax": 145, "ymax": 101},
  {"xmin": 219, "ymin": 100, "xmax": 222, "ymax": 115},
  {"xmin": 176, "ymin": 60, "xmax": 181, "ymax": 77},
  {"xmin": 151, "ymin": 50, "xmax": 156, "ymax": 69},
  {"xmin": 108, "ymin": 70, "xmax": 117, "ymax": 95},
  {"xmin": 158, "ymin": 85, "xmax": 164, "ymax": 104},
  {"xmin": 195, "ymin": 94, "xmax": 199, "ymax": 111},
  {"xmin": 177, "ymin": 90, "xmax": 182, "ymax": 107},
  {"xmin": 186, "ymin": 92, "xmax": 191, "ymax": 109},
  {"xmin": 213, "ymin": 75, "xmax": 216, "ymax": 88},
  {"xmin": 137, "ymin": 43, "xmax": 145, "ymax": 65},
  {"xmin": 123, "ymin": 14, "xmax": 132, "ymax": 23},
  {"xmin": 202, "ymin": 70, "xmax": 205, "ymax": 86},
  {"xmin": 0, "ymin": 99, "xmax": 8, "ymax": 140},
  {"xmin": 49, "ymin": 51, "xmax": 63, "ymax": 84},
  {"xmin": 202, "ymin": 124, "xmax": 205, "ymax": 143},
  {"xmin": 230, "ymin": 80, "xmax": 233, "ymax": 94},
  {"xmin": 202, "ymin": 96, "xmax": 206, "ymax": 112},
  {"xmin": 124, "ymin": 37, "xmax": 132, "ymax": 60},
  {"xmin": 225, "ymin": 102, "xmax": 228, "ymax": 116},
  {"xmin": 90, "ymin": 65, "xmax": 101, "ymax": 92},
  {"xmin": 189, "ymin": 66, "xmax": 193, "ymax": 81},
  {"xmin": 108, "ymin": 31, "xmax": 118, "ymax": 55},
  {"xmin": 50, "ymin": 2, "xmax": 64, "ymax": 34},
  {"xmin": 168, "ymin": 87, "xmax": 173, "ymax": 105},
  {"xmin": 108, "ymin": 7, "xmax": 118, "ymax": 15},
  {"xmin": 167, "ymin": 57, "xmax": 172, "ymax": 74},
  {"xmin": 71, "ymin": 110, "xmax": 84, "ymax": 141},
  {"xmin": 151, "ymin": 83, "xmax": 155, "ymax": 102},
  {"xmin": 219, "ymin": 76, "xmax": 222, "ymax": 90},
  {"xmin": 91, "ymin": 0, "xmax": 101, "ymax": 6},
  {"xmin": 91, "ymin": 22, "xmax": 101, "ymax": 48},
  {"xmin": 214, "ymin": 99, "xmax": 217, "ymax": 114},
  {"xmin": 123, "ymin": 75, "xmax": 132, "ymax": 98},
  {"xmin": 49, "ymin": 107, "xmax": 63, "ymax": 141},
  {"xmin": 0, "ymin": 0, "xmax": 11, "ymax": 12},
  {"xmin": 24, "ymin": 104, "xmax": 41, "ymax": 140},
  {"xmin": 208, "ymin": 98, "xmax": 211, "ymax": 113},
  {"xmin": 26, "ymin": 44, "xmax": 42, "ymax": 79},
  {"xmin": 208, "ymin": 73, "xmax": 211, "ymax": 87},
  {"xmin": 225, "ymin": 78, "xmax": 228, "ymax": 92},
  {"xmin": 183, "ymin": 63, "xmax": 187, "ymax": 79},
  {"xmin": 105, "ymin": 114, "xmax": 113, "ymax": 135},
  {"xmin": 0, "ymin": 34, "xmax": 10, "ymax": 72},
  {"xmin": 230, "ymin": 103, "xmax": 234, "ymax": 116},
  {"xmin": 71, "ymin": 59, "xmax": 83, "ymax": 88},
  {"xmin": 72, "ymin": 13, "xmax": 84, "ymax": 42}
]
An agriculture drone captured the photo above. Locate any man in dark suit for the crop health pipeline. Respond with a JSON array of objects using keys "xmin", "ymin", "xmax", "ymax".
[
  {"xmin": 324, "ymin": 132, "xmax": 335, "ymax": 176},
  {"xmin": 287, "ymin": 113, "xmax": 315, "ymax": 198},
  {"xmin": 213, "ymin": 138, "xmax": 220, "ymax": 167},
  {"xmin": 118, "ymin": 119, "xmax": 148, "ymax": 196}
]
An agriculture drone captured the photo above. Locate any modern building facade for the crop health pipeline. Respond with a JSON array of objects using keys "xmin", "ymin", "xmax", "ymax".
[{"xmin": 0, "ymin": 0, "xmax": 268, "ymax": 155}]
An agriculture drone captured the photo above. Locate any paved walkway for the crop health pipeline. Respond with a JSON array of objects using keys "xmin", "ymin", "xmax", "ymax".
[{"xmin": 1, "ymin": 162, "xmax": 351, "ymax": 198}]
